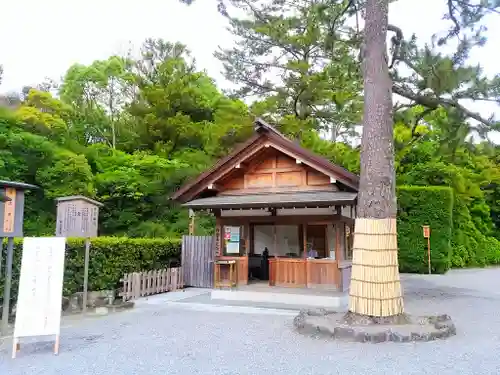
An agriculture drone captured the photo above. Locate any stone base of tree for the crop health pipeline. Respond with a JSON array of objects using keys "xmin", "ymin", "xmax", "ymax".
[{"xmin": 293, "ymin": 309, "xmax": 456, "ymax": 343}]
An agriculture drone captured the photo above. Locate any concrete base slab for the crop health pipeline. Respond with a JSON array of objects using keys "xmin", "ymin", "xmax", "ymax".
[
  {"xmin": 168, "ymin": 301, "xmax": 299, "ymax": 316},
  {"xmin": 133, "ymin": 288, "xmax": 211, "ymax": 306},
  {"xmin": 211, "ymin": 289, "xmax": 349, "ymax": 309}
]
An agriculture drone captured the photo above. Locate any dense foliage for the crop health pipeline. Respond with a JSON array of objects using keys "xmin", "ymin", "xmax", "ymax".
[
  {"xmin": 0, "ymin": 237, "xmax": 181, "ymax": 305},
  {"xmin": 1, "ymin": 0, "xmax": 500, "ymax": 272},
  {"xmin": 397, "ymin": 186, "xmax": 454, "ymax": 274}
]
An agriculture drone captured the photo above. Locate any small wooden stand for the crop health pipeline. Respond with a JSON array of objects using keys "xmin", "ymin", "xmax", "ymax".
[
  {"xmin": 214, "ymin": 260, "xmax": 237, "ymax": 289},
  {"xmin": 12, "ymin": 335, "xmax": 60, "ymax": 359}
]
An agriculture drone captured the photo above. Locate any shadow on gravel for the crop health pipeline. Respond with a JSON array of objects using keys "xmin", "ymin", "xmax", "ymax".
[
  {"xmin": 0, "ymin": 334, "xmax": 105, "ymax": 357},
  {"xmin": 402, "ymin": 278, "xmax": 500, "ymax": 301}
]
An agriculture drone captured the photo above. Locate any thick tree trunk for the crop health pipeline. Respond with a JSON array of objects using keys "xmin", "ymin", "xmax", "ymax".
[{"xmin": 348, "ymin": 0, "xmax": 404, "ymax": 317}]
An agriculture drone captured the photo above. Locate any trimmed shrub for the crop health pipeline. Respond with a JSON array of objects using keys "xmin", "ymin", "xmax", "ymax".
[
  {"xmin": 0, "ymin": 237, "xmax": 181, "ymax": 305},
  {"xmin": 397, "ymin": 186, "xmax": 454, "ymax": 274}
]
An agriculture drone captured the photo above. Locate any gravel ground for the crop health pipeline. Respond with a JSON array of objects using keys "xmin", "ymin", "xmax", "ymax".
[{"xmin": 2, "ymin": 268, "xmax": 500, "ymax": 375}]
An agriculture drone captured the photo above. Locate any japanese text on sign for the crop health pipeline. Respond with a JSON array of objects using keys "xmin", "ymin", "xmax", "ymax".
[
  {"xmin": 2, "ymin": 188, "xmax": 16, "ymax": 233},
  {"xmin": 14, "ymin": 237, "xmax": 66, "ymax": 338},
  {"xmin": 422, "ymin": 225, "xmax": 430, "ymax": 238}
]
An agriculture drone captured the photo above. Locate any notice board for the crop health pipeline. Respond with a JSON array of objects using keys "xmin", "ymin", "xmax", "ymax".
[{"xmin": 14, "ymin": 237, "xmax": 66, "ymax": 338}]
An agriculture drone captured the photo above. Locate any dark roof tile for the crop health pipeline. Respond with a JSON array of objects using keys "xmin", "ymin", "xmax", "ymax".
[{"xmin": 182, "ymin": 191, "xmax": 357, "ymax": 209}]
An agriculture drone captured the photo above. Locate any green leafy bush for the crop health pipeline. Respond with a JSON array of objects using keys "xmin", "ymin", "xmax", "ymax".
[
  {"xmin": 0, "ymin": 237, "xmax": 181, "ymax": 305},
  {"xmin": 450, "ymin": 197, "xmax": 500, "ymax": 267},
  {"xmin": 397, "ymin": 186, "xmax": 454, "ymax": 274}
]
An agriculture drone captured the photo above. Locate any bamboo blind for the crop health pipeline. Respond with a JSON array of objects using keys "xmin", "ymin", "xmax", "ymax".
[{"xmin": 348, "ymin": 218, "xmax": 404, "ymax": 317}]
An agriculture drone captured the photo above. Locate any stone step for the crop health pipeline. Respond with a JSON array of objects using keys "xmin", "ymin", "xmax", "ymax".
[{"xmin": 211, "ymin": 289, "xmax": 348, "ymax": 309}]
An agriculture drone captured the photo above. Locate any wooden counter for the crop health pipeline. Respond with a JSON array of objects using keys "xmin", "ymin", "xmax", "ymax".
[
  {"xmin": 269, "ymin": 258, "xmax": 339, "ymax": 289},
  {"xmin": 306, "ymin": 258, "xmax": 339, "ymax": 290},
  {"xmin": 269, "ymin": 258, "xmax": 307, "ymax": 287}
]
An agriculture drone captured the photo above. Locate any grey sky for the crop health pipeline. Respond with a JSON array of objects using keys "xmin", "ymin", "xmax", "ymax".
[{"xmin": 1, "ymin": 0, "xmax": 498, "ymax": 125}]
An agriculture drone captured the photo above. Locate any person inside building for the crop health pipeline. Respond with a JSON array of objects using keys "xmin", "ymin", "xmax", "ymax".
[
  {"xmin": 307, "ymin": 243, "xmax": 318, "ymax": 258},
  {"xmin": 261, "ymin": 247, "xmax": 270, "ymax": 280}
]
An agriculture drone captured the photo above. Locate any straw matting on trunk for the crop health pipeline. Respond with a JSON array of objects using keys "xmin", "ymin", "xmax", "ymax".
[{"xmin": 348, "ymin": 218, "xmax": 404, "ymax": 317}]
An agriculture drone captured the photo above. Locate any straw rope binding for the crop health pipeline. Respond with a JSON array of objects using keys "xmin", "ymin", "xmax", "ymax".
[{"xmin": 348, "ymin": 217, "xmax": 404, "ymax": 317}]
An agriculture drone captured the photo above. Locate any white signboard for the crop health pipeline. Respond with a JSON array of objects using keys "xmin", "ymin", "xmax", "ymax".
[{"xmin": 14, "ymin": 237, "xmax": 66, "ymax": 338}]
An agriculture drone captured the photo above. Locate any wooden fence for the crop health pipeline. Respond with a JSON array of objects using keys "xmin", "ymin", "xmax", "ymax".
[
  {"xmin": 120, "ymin": 267, "xmax": 184, "ymax": 301},
  {"xmin": 182, "ymin": 235, "xmax": 215, "ymax": 288}
]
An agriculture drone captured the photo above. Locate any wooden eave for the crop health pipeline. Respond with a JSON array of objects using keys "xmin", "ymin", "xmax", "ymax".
[{"xmin": 171, "ymin": 118, "xmax": 359, "ymax": 203}]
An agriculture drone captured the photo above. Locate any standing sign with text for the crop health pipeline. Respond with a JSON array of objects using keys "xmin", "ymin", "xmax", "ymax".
[{"xmin": 14, "ymin": 237, "xmax": 66, "ymax": 340}]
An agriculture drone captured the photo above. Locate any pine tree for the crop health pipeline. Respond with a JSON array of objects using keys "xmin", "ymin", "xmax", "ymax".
[{"xmin": 214, "ymin": 0, "xmax": 364, "ymax": 140}]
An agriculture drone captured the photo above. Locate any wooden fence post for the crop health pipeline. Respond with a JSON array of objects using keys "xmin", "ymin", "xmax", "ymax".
[{"xmin": 120, "ymin": 267, "xmax": 184, "ymax": 301}]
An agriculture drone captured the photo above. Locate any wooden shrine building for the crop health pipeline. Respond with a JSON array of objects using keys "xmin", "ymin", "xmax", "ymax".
[{"xmin": 172, "ymin": 119, "xmax": 358, "ymax": 291}]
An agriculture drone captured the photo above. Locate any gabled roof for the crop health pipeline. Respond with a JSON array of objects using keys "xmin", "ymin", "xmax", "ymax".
[
  {"xmin": 171, "ymin": 118, "xmax": 359, "ymax": 203},
  {"xmin": 55, "ymin": 195, "xmax": 104, "ymax": 207}
]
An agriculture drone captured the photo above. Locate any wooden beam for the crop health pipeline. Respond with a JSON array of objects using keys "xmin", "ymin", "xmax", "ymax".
[
  {"xmin": 210, "ymin": 208, "xmax": 221, "ymax": 217},
  {"xmin": 218, "ymin": 214, "xmax": 340, "ymax": 225},
  {"xmin": 207, "ymin": 183, "xmax": 224, "ymax": 191},
  {"xmin": 235, "ymin": 162, "xmax": 249, "ymax": 171}
]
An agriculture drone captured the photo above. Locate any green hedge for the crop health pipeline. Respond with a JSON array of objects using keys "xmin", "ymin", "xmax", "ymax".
[
  {"xmin": 397, "ymin": 186, "xmax": 454, "ymax": 274},
  {"xmin": 0, "ymin": 237, "xmax": 181, "ymax": 305}
]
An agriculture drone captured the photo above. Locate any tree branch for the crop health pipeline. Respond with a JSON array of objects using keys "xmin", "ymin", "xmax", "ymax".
[{"xmin": 392, "ymin": 84, "xmax": 499, "ymax": 129}]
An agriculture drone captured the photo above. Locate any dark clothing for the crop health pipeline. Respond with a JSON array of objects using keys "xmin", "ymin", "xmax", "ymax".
[{"xmin": 261, "ymin": 249, "xmax": 270, "ymax": 280}]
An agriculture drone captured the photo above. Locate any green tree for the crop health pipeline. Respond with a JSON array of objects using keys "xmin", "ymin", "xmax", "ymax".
[
  {"xmin": 214, "ymin": 0, "xmax": 363, "ymax": 140},
  {"xmin": 60, "ymin": 56, "xmax": 134, "ymax": 148},
  {"xmin": 127, "ymin": 38, "xmax": 253, "ymax": 158}
]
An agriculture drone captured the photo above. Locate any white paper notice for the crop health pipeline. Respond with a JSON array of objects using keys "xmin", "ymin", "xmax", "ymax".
[
  {"xmin": 14, "ymin": 237, "xmax": 66, "ymax": 338},
  {"xmin": 226, "ymin": 242, "xmax": 240, "ymax": 254}
]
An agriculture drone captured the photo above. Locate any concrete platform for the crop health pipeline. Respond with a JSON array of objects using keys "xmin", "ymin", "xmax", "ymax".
[{"xmin": 211, "ymin": 283, "xmax": 348, "ymax": 309}]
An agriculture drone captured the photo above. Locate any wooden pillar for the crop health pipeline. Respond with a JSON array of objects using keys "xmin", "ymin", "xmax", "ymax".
[
  {"xmin": 335, "ymin": 222, "xmax": 342, "ymax": 261},
  {"xmin": 215, "ymin": 218, "xmax": 222, "ymax": 257},
  {"xmin": 273, "ymin": 224, "xmax": 277, "ymax": 255},
  {"xmin": 302, "ymin": 224, "xmax": 307, "ymax": 258},
  {"xmin": 244, "ymin": 223, "xmax": 250, "ymax": 256},
  {"xmin": 303, "ymin": 223, "xmax": 308, "ymax": 288},
  {"xmin": 188, "ymin": 209, "xmax": 195, "ymax": 235}
]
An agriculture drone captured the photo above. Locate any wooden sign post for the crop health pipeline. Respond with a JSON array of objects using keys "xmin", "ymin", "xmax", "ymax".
[
  {"xmin": 12, "ymin": 237, "xmax": 66, "ymax": 358},
  {"xmin": 0, "ymin": 180, "xmax": 38, "ymax": 336},
  {"xmin": 422, "ymin": 225, "xmax": 431, "ymax": 274},
  {"xmin": 55, "ymin": 196, "xmax": 103, "ymax": 315}
]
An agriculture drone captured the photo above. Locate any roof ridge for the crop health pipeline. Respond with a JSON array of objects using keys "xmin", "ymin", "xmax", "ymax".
[{"xmin": 254, "ymin": 118, "xmax": 288, "ymax": 139}]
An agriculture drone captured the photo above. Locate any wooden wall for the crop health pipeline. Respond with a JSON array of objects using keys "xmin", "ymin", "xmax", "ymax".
[
  {"xmin": 182, "ymin": 235, "xmax": 215, "ymax": 288},
  {"xmin": 219, "ymin": 149, "xmax": 337, "ymax": 195}
]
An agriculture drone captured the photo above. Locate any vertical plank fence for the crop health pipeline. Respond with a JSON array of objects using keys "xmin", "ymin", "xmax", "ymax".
[
  {"xmin": 182, "ymin": 235, "xmax": 215, "ymax": 288},
  {"xmin": 120, "ymin": 267, "xmax": 184, "ymax": 301}
]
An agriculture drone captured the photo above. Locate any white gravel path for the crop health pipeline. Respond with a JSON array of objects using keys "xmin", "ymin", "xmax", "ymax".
[{"xmin": 2, "ymin": 268, "xmax": 500, "ymax": 375}]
